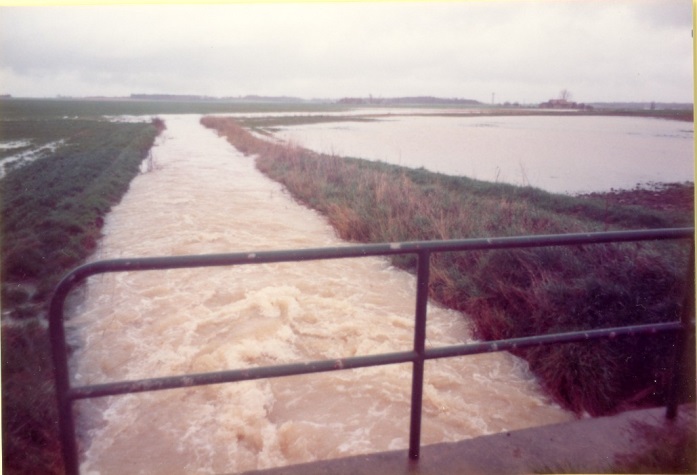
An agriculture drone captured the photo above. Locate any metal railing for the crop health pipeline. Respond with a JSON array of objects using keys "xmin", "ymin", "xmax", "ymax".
[{"xmin": 49, "ymin": 228, "xmax": 695, "ymax": 474}]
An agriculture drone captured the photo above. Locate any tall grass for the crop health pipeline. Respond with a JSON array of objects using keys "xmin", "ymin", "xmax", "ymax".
[
  {"xmin": 202, "ymin": 116, "xmax": 694, "ymax": 417},
  {"xmin": 1, "ymin": 117, "xmax": 164, "ymax": 474}
]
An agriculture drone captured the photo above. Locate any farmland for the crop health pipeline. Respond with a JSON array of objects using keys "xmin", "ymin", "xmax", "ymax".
[
  {"xmin": 0, "ymin": 98, "xmax": 693, "ymax": 473},
  {"xmin": 1, "ymin": 102, "xmax": 163, "ymax": 473}
]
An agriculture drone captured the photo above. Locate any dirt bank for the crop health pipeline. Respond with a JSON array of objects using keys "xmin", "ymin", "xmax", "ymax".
[{"xmin": 577, "ymin": 182, "xmax": 694, "ymax": 214}]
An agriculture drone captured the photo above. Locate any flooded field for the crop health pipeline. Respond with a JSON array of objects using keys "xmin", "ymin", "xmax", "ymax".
[
  {"xmin": 0, "ymin": 139, "xmax": 66, "ymax": 178},
  {"xmin": 69, "ymin": 115, "xmax": 573, "ymax": 474},
  {"xmin": 271, "ymin": 114, "xmax": 694, "ymax": 194}
]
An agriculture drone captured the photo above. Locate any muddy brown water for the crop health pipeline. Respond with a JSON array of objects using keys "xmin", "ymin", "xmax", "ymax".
[{"xmin": 69, "ymin": 115, "xmax": 572, "ymax": 474}]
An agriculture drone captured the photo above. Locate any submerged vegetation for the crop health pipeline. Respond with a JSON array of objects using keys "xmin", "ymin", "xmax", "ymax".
[
  {"xmin": 202, "ymin": 116, "xmax": 694, "ymax": 418},
  {"xmin": 1, "ymin": 116, "xmax": 164, "ymax": 474}
]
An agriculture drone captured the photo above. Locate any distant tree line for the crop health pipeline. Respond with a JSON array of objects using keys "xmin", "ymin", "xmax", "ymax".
[{"xmin": 337, "ymin": 96, "xmax": 481, "ymax": 105}]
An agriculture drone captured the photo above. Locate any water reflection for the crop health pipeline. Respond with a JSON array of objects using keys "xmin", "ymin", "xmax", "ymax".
[{"xmin": 272, "ymin": 115, "xmax": 694, "ymax": 194}]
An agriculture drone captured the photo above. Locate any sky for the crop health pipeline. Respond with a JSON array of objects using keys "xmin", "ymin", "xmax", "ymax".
[{"xmin": 0, "ymin": 0, "xmax": 693, "ymax": 104}]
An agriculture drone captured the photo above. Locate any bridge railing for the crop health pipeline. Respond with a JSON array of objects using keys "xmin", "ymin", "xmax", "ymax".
[{"xmin": 49, "ymin": 228, "xmax": 695, "ymax": 474}]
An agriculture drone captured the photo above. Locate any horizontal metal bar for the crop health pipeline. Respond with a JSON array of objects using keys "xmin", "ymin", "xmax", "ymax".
[
  {"xmin": 67, "ymin": 321, "xmax": 691, "ymax": 401},
  {"xmin": 50, "ymin": 227, "xmax": 693, "ymax": 475},
  {"xmin": 424, "ymin": 321, "xmax": 686, "ymax": 360},
  {"xmin": 68, "ymin": 350, "xmax": 417, "ymax": 400},
  {"xmin": 52, "ymin": 227, "xmax": 694, "ymax": 301}
]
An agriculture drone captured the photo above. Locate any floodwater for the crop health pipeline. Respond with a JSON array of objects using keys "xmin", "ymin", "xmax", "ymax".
[
  {"xmin": 271, "ymin": 114, "xmax": 694, "ymax": 194},
  {"xmin": 0, "ymin": 139, "xmax": 66, "ymax": 179},
  {"xmin": 69, "ymin": 115, "xmax": 573, "ymax": 474}
]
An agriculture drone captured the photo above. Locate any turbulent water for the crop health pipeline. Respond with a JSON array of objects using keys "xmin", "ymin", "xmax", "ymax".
[
  {"xmin": 69, "ymin": 115, "xmax": 572, "ymax": 474},
  {"xmin": 272, "ymin": 114, "xmax": 694, "ymax": 194}
]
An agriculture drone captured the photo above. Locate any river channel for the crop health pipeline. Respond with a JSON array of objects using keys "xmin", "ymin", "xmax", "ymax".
[{"xmin": 69, "ymin": 114, "xmax": 573, "ymax": 474}]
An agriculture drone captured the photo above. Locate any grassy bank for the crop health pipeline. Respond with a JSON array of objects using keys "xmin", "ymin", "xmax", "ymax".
[
  {"xmin": 202, "ymin": 116, "xmax": 694, "ymax": 418},
  {"xmin": 1, "ymin": 117, "xmax": 164, "ymax": 474}
]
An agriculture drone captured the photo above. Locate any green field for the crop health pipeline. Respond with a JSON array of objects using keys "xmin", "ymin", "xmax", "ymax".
[
  {"xmin": 0, "ymin": 97, "xmax": 348, "ymax": 119},
  {"xmin": 1, "ymin": 103, "xmax": 164, "ymax": 474}
]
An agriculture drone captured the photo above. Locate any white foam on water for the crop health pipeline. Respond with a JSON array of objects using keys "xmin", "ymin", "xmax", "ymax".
[{"xmin": 70, "ymin": 115, "xmax": 573, "ymax": 474}]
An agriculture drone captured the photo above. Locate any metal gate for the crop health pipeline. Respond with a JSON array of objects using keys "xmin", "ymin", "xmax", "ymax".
[{"xmin": 49, "ymin": 227, "xmax": 695, "ymax": 474}]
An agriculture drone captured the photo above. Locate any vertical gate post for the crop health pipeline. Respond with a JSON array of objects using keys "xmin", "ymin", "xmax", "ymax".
[
  {"xmin": 666, "ymin": 242, "xmax": 695, "ymax": 419},
  {"xmin": 409, "ymin": 250, "xmax": 430, "ymax": 460},
  {"xmin": 49, "ymin": 279, "xmax": 80, "ymax": 475}
]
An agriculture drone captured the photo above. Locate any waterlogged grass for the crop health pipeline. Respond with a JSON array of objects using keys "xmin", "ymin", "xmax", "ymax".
[
  {"xmin": 237, "ymin": 115, "xmax": 378, "ymax": 136},
  {"xmin": 0, "ymin": 119, "xmax": 82, "ymax": 162},
  {"xmin": 1, "ymin": 116, "xmax": 163, "ymax": 474},
  {"xmin": 1, "ymin": 118, "xmax": 164, "ymax": 303},
  {"xmin": 202, "ymin": 116, "xmax": 694, "ymax": 418}
]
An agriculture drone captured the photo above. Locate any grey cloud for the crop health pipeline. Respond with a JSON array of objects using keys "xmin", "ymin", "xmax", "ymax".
[{"xmin": 0, "ymin": 1, "xmax": 692, "ymax": 102}]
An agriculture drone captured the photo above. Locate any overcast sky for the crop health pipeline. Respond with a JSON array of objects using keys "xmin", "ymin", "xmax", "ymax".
[{"xmin": 0, "ymin": 1, "xmax": 693, "ymax": 104}]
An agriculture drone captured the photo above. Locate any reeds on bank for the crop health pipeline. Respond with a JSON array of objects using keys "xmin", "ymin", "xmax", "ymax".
[{"xmin": 202, "ymin": 116, "xmax": 694, "ymax": 417}]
